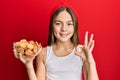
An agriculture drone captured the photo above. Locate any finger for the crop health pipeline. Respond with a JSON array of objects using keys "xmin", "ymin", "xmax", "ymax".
[
  {"xmin": 13, "ymin": 42, "xmax": 19, "ymax": 59},
  {"xmin": 35, "ymin": 47, "xmax": 42, "ymax": 56},
  {"xmin": 74, "ymin": 51, "xmax": 86, "ymax": 62},
  {"xmin": 19, "ymin": 53, "xmax": 26, "ymax": 63},
  {"xmin": 76, "ymin": 44, "xmax": 83, "ymax": 52},
  {"xmin": 13, "ymin": 49, "xmax": 19, "ymax": 59},
  {"xmin": 76, "ymin": 44, "xmax": 83, "ymax": 48},
  {"xmin": 74, "ymin": 50, "xmax": 82, "ymax": 57},
  {"xmin": 84, "ymin": 31, "xmax": 88, "ymax": 47},
  {"xmin": 19, "ymin": 53, "xmax": 23, "ymax": 60},
  {"xmin": 24, "ymin": 55, "xmax": 35, "ymax": 63},
  {"xmin": 88, "ymin": 34, "xmax": 94, "ymax": 48},
  {"xmin": 90, "ymin": 40, "xmax": 95, "ymax": 52},
  {"xmin": 76, "ymin": 47, "xmax": 82, "ymax": 53},
  {"xmin": 13, "ymin": 42, "xmax": 16, "ymax": 49}
]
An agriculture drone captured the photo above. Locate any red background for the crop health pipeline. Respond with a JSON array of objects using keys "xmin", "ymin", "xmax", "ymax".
[{"xmin": 0, "ymin": 0, "xmax": 120, "ymax": 80}]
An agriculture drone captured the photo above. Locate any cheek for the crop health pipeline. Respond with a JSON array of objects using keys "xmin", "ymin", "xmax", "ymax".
[
  {"xmin": 53, "ymin": 26, "xmax": 59, "ymax": 34},
  {"xmin": 70, "ymin": 26, "xmax": 74, "ymax": 34},
  {"xmin": 53, "ymin": 27, "xmax": 57, "ymax": 33}
]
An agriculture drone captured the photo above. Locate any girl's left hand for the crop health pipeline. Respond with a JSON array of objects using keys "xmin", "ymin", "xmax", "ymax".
[{"xmin": 75, "ymin": 31, "xmax": 95, "ymax": 64}]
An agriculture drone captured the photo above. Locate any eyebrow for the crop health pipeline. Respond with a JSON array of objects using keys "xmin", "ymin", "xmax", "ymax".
[{"xmin": 54, "ymin": 20, "xmax": 73, "ymax": 23}]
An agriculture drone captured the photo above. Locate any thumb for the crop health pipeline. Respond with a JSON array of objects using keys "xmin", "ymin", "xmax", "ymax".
[
  {"xmin": 74, "ymin": 50, "xmax": 83, "ymax": 57},
  {"xmin": 74, "ymin": 50, "xmax": 86, "ymax": 63}
]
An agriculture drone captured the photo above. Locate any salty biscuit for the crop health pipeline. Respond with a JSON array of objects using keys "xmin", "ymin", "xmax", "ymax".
[{"xmin": 14, "ymin": 39, "xmax": 42, "ymax": 56}]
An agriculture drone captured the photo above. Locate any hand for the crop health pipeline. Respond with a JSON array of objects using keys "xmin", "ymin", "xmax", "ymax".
[
  {"xmin": 13, "ymin": 43, "xmax": 42, "ymax": 64},
  {"xmin": 75, "ymin": 31, "xmax": 95, "ymax": 64}
]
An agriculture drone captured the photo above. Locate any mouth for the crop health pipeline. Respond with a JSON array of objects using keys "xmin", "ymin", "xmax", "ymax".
[{"xmin": 59, "ymin": 33, "xmax": 69, "ymax": 38}]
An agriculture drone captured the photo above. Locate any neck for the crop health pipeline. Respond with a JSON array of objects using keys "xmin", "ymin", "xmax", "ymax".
[{"xmin": 53, "ymin": 40, "xmax": 74, "ymax": 50}]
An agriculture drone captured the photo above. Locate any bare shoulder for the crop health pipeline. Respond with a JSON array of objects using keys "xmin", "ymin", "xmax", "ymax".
[{"xmin": 36, "ymin": 47, "xmax": 47, "ymax": 64}]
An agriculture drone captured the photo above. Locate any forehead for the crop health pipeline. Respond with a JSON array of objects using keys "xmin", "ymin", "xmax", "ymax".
[{"xmin": 54, "ymin": 10, "xmax": 72, "ymax": 22}]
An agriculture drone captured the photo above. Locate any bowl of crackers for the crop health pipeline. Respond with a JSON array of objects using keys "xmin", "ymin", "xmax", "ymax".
[{"xmin": 13, "ymin": 39, "xmax": 42, "ymax": 57}]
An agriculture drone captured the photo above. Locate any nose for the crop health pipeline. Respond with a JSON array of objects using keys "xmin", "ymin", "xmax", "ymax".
[{"xmin": 61, "ymin": 24, "xmax": 67, "ymax": 32}]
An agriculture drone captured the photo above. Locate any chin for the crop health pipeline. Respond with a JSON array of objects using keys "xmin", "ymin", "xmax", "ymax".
[{"xmin": 59, "ymin": 38, "xmax": 71, "ymax": 42}]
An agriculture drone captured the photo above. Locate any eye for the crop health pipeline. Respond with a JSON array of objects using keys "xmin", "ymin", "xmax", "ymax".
[
  {"xmin": 56, "ymin": 22, "xmax": 60, "ymax": 25},
  {"xmin": 67, "ymin": 23, "xmax": 73, "ymax": 26},
  {"xmin": 55, "ymin": 22, "xmax": 62, "ymax": 26}
]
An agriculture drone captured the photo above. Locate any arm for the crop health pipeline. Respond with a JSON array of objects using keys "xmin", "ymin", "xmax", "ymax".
[
  {"xmin": 83, "ymin": 62, "xmax": 88, "ymax": 80},
  {"xmin": 75, "ymin": 32, "xmax": 99, "ymax": 80},
  {"xmin": 75, "ymin": 47, "xmax": 99, "ymax": 80},
  {"xmin": 83, "ymin": 32, "xmax": 99, "ymax": 80},
  {"xmin": 86, "ymin": 62, "xmax": 99, "ymax": 80},
  {"xmin": 83, "ymin": 56, "xmax": 99, "ymax": 80},
  {"xmin": 36, "ymin": 48, "xmax": 46, "ymax": 80},
  {"xmin": 25, "ymin": 61, "xmax": 37, "ymax": 80}
]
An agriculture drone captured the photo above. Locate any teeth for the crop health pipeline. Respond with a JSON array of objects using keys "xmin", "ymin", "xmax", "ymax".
[{"xmin": 60, "ymin": 34, "xmax": 67, "ymax": 37}]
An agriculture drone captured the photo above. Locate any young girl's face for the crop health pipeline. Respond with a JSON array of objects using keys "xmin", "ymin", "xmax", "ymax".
[{"xmin": 53, "ymin": 10, "xmax": 74, "ymax": 42}]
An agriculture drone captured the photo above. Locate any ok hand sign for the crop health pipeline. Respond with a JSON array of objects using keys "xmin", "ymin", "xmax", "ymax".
[{"xmin": 75, "ymin": 31, "xmax": 95, "ymax": 64}]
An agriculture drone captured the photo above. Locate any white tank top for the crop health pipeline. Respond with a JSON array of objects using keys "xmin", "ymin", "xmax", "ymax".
[{"xmin": 45, "ymin": 46, "xmax": 83, "ymax": 80}]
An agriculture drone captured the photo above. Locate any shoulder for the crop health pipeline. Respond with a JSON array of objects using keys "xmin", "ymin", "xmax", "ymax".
[{"xmin": 36, "ymin": 47, "xmax": 47, "ymax": 65}]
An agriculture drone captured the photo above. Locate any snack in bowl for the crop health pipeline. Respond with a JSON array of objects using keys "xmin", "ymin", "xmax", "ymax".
[{"xmin": 13, "ymin": 39, "xmax": 42, "ymax": 56}]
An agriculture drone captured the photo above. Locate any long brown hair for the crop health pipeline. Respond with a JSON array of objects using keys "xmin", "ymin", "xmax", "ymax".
[{"xmin": 48, "ymin": 7, "xmax": 80, "ymax": 46}]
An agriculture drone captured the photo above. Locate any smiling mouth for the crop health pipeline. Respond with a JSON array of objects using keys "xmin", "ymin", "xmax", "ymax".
[{"xmin": 60, "ymin": 33, "xmax": 69, "ymax": 37}]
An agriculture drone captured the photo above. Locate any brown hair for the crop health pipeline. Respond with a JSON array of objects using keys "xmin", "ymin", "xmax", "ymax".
[{"xmin": 48, "ymin": 7, "xmax": 80, "ymax": 46}]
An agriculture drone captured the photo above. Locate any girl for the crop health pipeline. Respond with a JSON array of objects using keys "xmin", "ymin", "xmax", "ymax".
[{"xmin": 13, "ymin": 3, "xmax": 99, "ymax": 80}]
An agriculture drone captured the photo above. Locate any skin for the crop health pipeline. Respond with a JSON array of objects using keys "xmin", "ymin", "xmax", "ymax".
[
  {"xmin": 75, "ymin": 32, "xmax": 99, "ymax": 80},
  {"xmin": 13, "ymin": 10, "xmax": 99, "ymax": 80}
]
